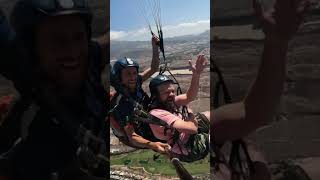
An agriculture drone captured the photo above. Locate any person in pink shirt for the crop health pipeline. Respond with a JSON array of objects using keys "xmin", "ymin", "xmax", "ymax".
[
  {"xmin": 148, "ymin": 0, "xmax": 311, "ymax": 179},
  {"xmin": 148, "ymin": 54, "xmax": 209, "ymax": 162}
]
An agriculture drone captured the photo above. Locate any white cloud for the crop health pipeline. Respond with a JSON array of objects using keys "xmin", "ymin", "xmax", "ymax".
[
  {"xmin": 111, "ymin": 19, "xmax": 210, "ymax": 41},
  {"xmin": 110, "ymin": 31, "xmax": 128, "ymax": 40}
]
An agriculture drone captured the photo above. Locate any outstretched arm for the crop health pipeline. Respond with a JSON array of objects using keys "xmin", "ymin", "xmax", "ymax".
[
  {"xmin": 124, "ymin": 123, "xmax": 170, "ymax": 154},
  {"xmin": 175, "ymin": 54, "xmax": 207, "ymax": 107},
  {"xmin": 140, "ymin": 35, "xmax": 160, "ymax": 82},
  {"xmin": 150, "ymin": 109, "xmax": 198, "ymax": 134},
  {"xmin": 212, "ymin": 0, "xmax": 310, "ymax": 144}
]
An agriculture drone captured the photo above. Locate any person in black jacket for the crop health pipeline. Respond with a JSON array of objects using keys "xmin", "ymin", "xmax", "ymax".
[{"xmin": 0, "ymin": 0, "xmax": 108, "ymax": 179}]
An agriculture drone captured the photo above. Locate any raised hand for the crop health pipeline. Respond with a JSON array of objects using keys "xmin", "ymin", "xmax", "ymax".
[
  {"xmin": 253, "ymin": 0, "xmax": 311, "ymax": 41},
  {"xmin": 151, "ymin": 34, "xmax": 160, "ymax": 53},
  {"xmin": 189, "ymin": 54, "xmax": 207, "ymax": 75}
]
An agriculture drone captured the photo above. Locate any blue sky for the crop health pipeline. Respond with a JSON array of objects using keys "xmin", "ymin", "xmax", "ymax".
[{"xmin": 111, "ymin": 0, "xmax": 210, "ymax": 41}]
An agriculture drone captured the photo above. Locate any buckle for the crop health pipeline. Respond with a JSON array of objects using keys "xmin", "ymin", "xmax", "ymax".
[{"xmin": 76, "ymin": 125, "xmax": 109, "ymax": 174}]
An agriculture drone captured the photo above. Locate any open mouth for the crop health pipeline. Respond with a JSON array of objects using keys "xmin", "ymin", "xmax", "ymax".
[{"xmin": 167, "ymin": 97, "xmax": 174, "ymax": 102}]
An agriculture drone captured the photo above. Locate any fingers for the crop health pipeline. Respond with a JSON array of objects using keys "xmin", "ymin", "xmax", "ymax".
[
  {"xmin": 188, "ymin": 60, "xmax": 193, "ymax": 68},
  {"xmin": 156, "ymin": 148, "xmax": 166, "ymax": 154},
  {"xmin": 156, "ymin": 141, "xmax": 169, "ymax": 147},
  {"xmin": 155, "ymin": 142, "xmax": 171, "ymax": 154},
  {"xmin": 295, "ymin": 0, "xmax": 310, "ymax": 25},
  {"xmin": 289, "ymin": 0, "xmax": 310, "ymax": 25},
  {"xmin": 164, "ymin": 144, "xmax": 172, "ymax": 153},
  {"xmin": 196, "ymin": 54, "xmax": 204, "ymax": 61},
  {"xmin": 164, "ymin": 144, "xmax": 171, "ymax": 149},
  {"xmin": 196, "ymin": 54, "xmax": 205, "ymax": 66},
  {"xmin": 188, "ymin": 60, "xmax": 195, "ymax": 72},
  {"xmin": 197, "ymin": 53, "xmax": 204, "ymax": 59},
  {"xmin": 297, "ymin": 0, "xmax": 311, "ymax": 14},
  {"xmin": 275, "ymin": 0, "xmax": 307, "ymax": 15},
  {"xmin": 263, "ymin": 0, "xmax": 310, "ymax": 39},
  {"xmin": 198, "ymin": 51, "xmax": 209, "ymax": 65},
  {"xmin": 157, "ymin": 142, "xmax": 166, "ymax": 146},
  {"xmin": 187, "ymin": 54, "xmax": 207, "ymax": 73},
  {"xmin": 152, "ymin": 34, "xmax": 160, "ymax": 42},
  {"xmin": 162, "ymin": 143, "xmax": 171, "ymax": 148},
  {"xmin": 152, "ymin": 36, "xmax": 160, "ymax": 50}
]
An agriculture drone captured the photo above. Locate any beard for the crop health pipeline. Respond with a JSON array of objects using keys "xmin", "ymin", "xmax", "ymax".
[
  {"xmin": 126, "ymin": 83, "xmax": 136, "ymax": 92},
  {"xmin": 161, "ymin": 97, "xmax": 178, "ymax": 113}
]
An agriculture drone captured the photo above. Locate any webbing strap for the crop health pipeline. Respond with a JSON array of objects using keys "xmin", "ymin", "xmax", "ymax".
[
  {"xmin": 110, "ymin": 83, "xmax": 170, "ymax": 127},
  {"xmin": 211, "ymin": 59, "xmax": 255, "ymax": 179}
]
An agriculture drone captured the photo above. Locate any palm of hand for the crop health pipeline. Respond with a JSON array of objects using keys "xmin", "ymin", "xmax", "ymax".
[
  {"xmin": 254, "ymin": 0, "xmax": 310, "ymax": 40},
  {"xmin": 190, "ymin": 55, "xmax": 206, "ymax": 73}
]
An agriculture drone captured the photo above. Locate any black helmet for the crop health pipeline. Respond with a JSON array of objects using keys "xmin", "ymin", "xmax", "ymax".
[
  {"xmin": 10, "ymin": 0, "xmax": 92, "ymax": 45},
  {"xmin": 8, "ymin": 0, "xmax": 92, "ymax": 92},
  {"xmin": 149, "ymin": 74, "xmax": 174, "ymax": 97},
  {"xmin": 110, "ymin": 57, "xmax": 139, "ymax": 90},
  {"xmin": 111, "ymin": 57, "xmax": 139, "ymax": 80}
]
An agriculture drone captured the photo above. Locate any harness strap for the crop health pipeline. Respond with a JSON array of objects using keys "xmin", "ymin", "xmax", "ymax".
[
  {"xmin": 211, "ymin": 59, "xmax": 254, "ymax": 179},
  {"xmin": 109, "ymin": 91, "xmax": 167, "ymax": 147},
  {"xmin": 20, "ymin": 102, "xmax": 39, "ymax": 140},
  {"xmin": 109, "ymin": 93, "xmax": 132, "ymax": 145}
]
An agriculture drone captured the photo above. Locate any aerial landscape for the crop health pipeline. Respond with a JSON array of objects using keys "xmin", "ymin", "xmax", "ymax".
[{"xmin": 1, "ymin": 0, "xmax": 320, "ymax": 179}]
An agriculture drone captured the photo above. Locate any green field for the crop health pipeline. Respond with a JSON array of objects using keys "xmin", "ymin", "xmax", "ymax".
[{"xmin": 111, "ymin": 149, "xmax": 209, "ymax": 176}]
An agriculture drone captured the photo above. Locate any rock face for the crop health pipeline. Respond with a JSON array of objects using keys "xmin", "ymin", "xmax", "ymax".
[
  {"xmin": 110, "ymin": 168, "xmax": 151, "ymax": 180},
  {"xmin": 110, "ymin": 166, "xmax": 210, "ymax": 180}
]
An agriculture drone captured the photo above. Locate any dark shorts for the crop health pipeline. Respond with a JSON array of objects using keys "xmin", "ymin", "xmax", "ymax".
[{"xmin": 175, "ymin": 112, "xmax": 210, "ymax": 162}]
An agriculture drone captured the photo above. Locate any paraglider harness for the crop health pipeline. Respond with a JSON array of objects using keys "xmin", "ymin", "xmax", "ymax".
[
  {"xmin": 109, "ymin": 80, "xmax": 170, "ymax": 147},
  {"xmin": 109, "ymin": 33, "xmax": 205, "ymax": 163},
  {"xmin": 211, "ymin": 59, "xmax": 255, "ymax": 180}
]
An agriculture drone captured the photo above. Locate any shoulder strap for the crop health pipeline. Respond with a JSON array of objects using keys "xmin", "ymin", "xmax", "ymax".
[
  {"xmin": 110, "ymin": 92, "xmax": 121, "ymax": 110},
  {"xmin": 20, "ymin": 102, "xmax": 40, "ymax": 140},
  {"xmin": 0, "ymin": 96, "xmax": 32, "ymax": 153}
]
